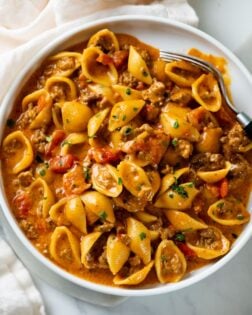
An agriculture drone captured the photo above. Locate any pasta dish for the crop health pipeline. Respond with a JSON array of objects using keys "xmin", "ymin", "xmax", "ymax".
[{"xmin": 1, "ymin": 29, "xmax": 252, "ymax": 287}]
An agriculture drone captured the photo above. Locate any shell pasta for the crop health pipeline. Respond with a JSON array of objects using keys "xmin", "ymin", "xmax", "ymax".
[{"xmin": 2, "ymin": 29, "xmax": 252, "ymax": 288}]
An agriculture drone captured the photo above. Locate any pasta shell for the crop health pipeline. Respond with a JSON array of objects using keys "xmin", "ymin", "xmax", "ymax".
[
  {"xmin": 112, "ymin": 85, "xmax": 142, "ymax": 100},
  {"xmin": 146, "ymin": 170, "xmax": 161, "ymax": 197},
  {"xmin": 49, "ymin": 226, "xmax": 81, "ymax": 269},
  {"xmin": 87, "ymin": 108, "xmax": 110, "ymax": 138},
  {"xmin": 165, "ymin": 210, "xmax": 207, "ymax": 231},
  {"xmin": 80, "ymin": 191, "xmax": 115, "ymax": 223},
  {"xmin": 60, "ymin": 132, "xmax": 88, "ymax": 155},
  {"xmin": 30, "ymin": 105, "xmax": 52, "ymax": 130},
  {"xmin": 65, "ymin": 197, "xmax": 87, "ymax": 234},
  {"xmin": 158, "ymin": 167, "xmax": 189, "ymax": 197},
  {"xmin": 62, "ymin": 101, "xmax": 93, "ymax": 132},
  {"xmin": 165, "ymin": 60, "xmax": 201, "ymax": 87},
  {"xmin": 134, "ymin": 212, "xmax": 158, "ymax": 223},
  {"xmin": 192, "ymin": 73, "xmax": 222, "ymax": 112},
  {"xmin": 92, "ymin": 163, "xmax": 123, "ymax": 197},
  {"xmin": 207, "ymin": 199, "xmax": 250, "ymax": 226},
  {"xmin": 113, "ymin": 261, "xmax": 154, "ymax": 285},
  {"xmin": 87, "ymin": 29, "xmax": 119, "ymax": 52},
  {"xmin": 107, "ymin": 234, "xmax": 130, "ymax": 275},
  {"xmin": 82, "ymin": 46, "xmax": 118, "ymax": 86},
  {"xmin": 155, "ymin": 183, "xmax": 199, "ymax": 210},
  {"xmin": 161, "ymin": 112, "xmax": 200, "ymax": 142},
  {"xmin": 186, "ymin": 226, "xmax": 230, "ymax": 260},
  {"xmin": 2, "ymin": 131, "xmax": 33, "ymax": 174},
  {"xmin": 155, "ymin": 240, "xmax": 187, "ymax": 283},
  {"xmin": 118, "ymin": 160, "xmax": 152, "ymax": 200},
  {"xmin": 128, "ymin": 46, "xmax": 152, "ymax": 85},
  {"xmin": 29, "ymin": 178, "xmax": 55, "ymax": 218},
  {"xmin": 80, "ymin": 232, "xmax": 102, "ymax": 268},
  {"xmin": 47, "ymin": 52, "xmax": 82, "ymax": 77},
  {"xmin": 196, "ymin": 128, "xmax": 223, "ymax": 153},
  {"xmin": 197, "ymin": 161, "xmax": 231, "ymax": 183},
  {"xmin": 108, "ymin": 99, "xmax": 145, "ymax": 132},
  {"xmin": 22, "ymin": 89, "xmax": 52, "ymax": 111},
  {"xmin": 45, "ymin": 76, "xmax": 77, "ymax": 102},
  {"xmin": 49, "ymin": 197, "xmax": 69, "ymax": 225},
  {"xmin": 127, "ymin": 217, "xmax": 151, "ymax": 265}
]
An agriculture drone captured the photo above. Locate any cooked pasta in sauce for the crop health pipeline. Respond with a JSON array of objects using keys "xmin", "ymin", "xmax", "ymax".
[{"xmin": 1, "ymin": 29, "xmax": 252, "ymax": 287}]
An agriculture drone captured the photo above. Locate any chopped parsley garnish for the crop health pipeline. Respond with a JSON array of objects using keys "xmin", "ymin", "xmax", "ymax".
[
  {"xmin": 6, "ymin": 118, "xmax": 15, "ymax": 128},
  {"xmin": 139, "ymin": 232, "xmax": 147, "ymax": 240},
  {"xmin": 133, "ymin": 107, "xmax": 138, "ymax": 112},
  {"xmin": 122, "ymin": 114, "xmax": 127, "ymax": 121},
  {"xmin": 236, "ymin": 213, "xmax": 244, "ymax": 220},
  {"xmin": 171, "ymin": 184, "xmax": 188, "ymax": 199},
  {"xmin": 174, "ymin": 233, "xmax": 185, "ymax": 242},
  {"xmin": 99, "ymin": 211, "xmax": 108, "ymax": 221},
  {"xmin": 39, "ymin": 169, "xmax": 46, "ymax": 177},
  {"xmin": 118, "ymin": 177, "xmax": 123, "ymax": 185},
  {"xmin": 83, "ymin": 166, "xmax": 91, "ymax": 181},
  {"xmin": 112, "ymin": 114, "xmax": 118, "ymax": 120},
  {"xmin": 161, "ymin": 255, "xmax": 167, "ymax": 262},
  {"xmin": 217, "ymin": 202, "xmax": 224, "ymax": 209},
  {"xmin": 45, "ymin": 135, "xmax": 52, "ymax": 142},
  {"xmin": 44, "ymin": 161, "xmax": 49, "ymax": 169},
  {"xmin": 124, "ymin": 127, "xmax": 132, "ymax": 136},
  {"xmin": 168, "ymin": 193, "xmax": 174, "ymax": 199},
  {"xmin": 173, "ymin": 120, "xmax": 179, "ymax": 129},
  {"xmin": 171, "ymin": 139, "xmax": 178, "ymax": 147},
  {"xmin": 125, "ymin": 88, "xmax": 131, "ymax": 95},
  {"xmin": 186, "ymin": 182, "xmax": 194, "ymax": 188},
  {"xmin": 61, "ymin": 140, "xmax": 72, "ymax": 147},
  {"xmin": 136, "ymin": 184, "xmax": 142, "ymax": 191},
  {"xmin": 142, "ymin": 70, "xmax": 148, "ymax": 77},
  {"xmin": 35, "ymin": 155, "xmax": 44, "ymax": 163}
]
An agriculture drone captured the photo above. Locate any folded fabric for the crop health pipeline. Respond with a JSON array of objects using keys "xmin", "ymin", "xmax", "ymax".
[{"xmin": 0, "ymin": 1, "xmax": 198, "ymax": 314}]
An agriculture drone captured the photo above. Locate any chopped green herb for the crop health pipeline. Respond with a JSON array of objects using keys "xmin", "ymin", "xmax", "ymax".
[
  {"xmin": 6, "ymin": 118, "xmax": 15, "ymax": 128},
  {"xmin": 44, "ymin": 161, "xmax": 49, "ymax": 169},
  {"xmin": 122, "ymin": 114, "xmax": 127, "ymax": 121},
  {"xmin": 136, "ymin": 184, "xmax": 142, "ymax": 191},
  {"xmin": 173, "ymin": 120, "xmax": 179, "ymax": 129},
  {"xmin": 118, "ymin": 177, "xmax": 123, "ymax": 185},
  {"xmin": 174, "ymin": 233, "xmax": 185, "ymax": 242},
  {"xmin": 45, "ymin": 135, "xmax": 52, "ymax": 142},
  {"xmin": 125, "ymin": 88, "xmax": 131, "ymax": 95},
  {"xmin": 124, "ymin": 127, "xmax": 132, "ymax": 136},
  {"xmin": 39, "ymin": 169, "xmax": 46, "ymax": 177},
  {"xmin": 99, "ymin": 211, "xmax": 108, "ymax": 221},
  {"xmin": 139, "ymin": 232, "xmax": 147, "ymax": 240},
  {"xmin": 161, "ymin": 255, "xmax": 167, "ymax": 262},
  {"xmin": 142, "ymin": 70, "xmax": 148, "ymax": 77},
  {"xmin": 133, "ymin": 107, "xmax": 138, "ymax": 112},
  {"xmin": 61, "ymin": 140, "xmax": 72, "ymax": 147},
  {"xmin": 171, "ymin": 139, "xmax": 178, "ymax": 147},
  {"xmin": 186, "ymin": 182, "xmax": 194, "ymax": 188},
  {"xmin": 236, "ymin": 213, "xmax": 244, "ymax": 220},
  {"xmin": 112, "ymin": 115, "xmax": 118, "ymax": 120},
  {"xmin": 171, "ymin": 184, "xmax": 188, "ymax": 199},
  {"xmin": 217, "ymin": 202, "xmax": 224, "ymax": 209},
  {"xmin": 35, "ymin": 155, "xmax": 44, "ymax": 163},
  {"xmin": 168, "ymin": 193, "xmax": 174, "ymax": 199},
  {"xmin": 83, "ymin": 167, "xmax": 91, "ymax": 181}
]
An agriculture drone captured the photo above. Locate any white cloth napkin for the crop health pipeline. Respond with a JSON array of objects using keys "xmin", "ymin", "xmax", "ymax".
[{"xmin": 0, "ymin": 1, "xmax": 198, "ymax": 314}]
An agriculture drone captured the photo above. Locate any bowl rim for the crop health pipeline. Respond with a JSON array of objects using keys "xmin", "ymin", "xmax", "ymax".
[{"xmin": 0, "ymin": 14, "xmax": 252, "ymax": 297}]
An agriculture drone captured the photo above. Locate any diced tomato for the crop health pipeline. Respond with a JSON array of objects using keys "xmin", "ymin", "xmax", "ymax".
[
  {"xmin": 63, "ymin": 164, "xmax": 91, "ymax": 195},
  {"xmin": 45, "ymin": 130, "xmax": 66, "ymax": 156},
  {"xmin": 13, "ymin": 191, "xmax": 32, "ymax": 218},
  {"xmin": 49, "ymin": 154, "xmax": 75, "ymax": 173},
  {"xmin": 177, "ymin": 243, "xmax": 196, "ymax": 259},
  {"xmin": 112, "ymin": 50, "xmax": 129, "ymax": 70},
  {"xmin": 219, "ymin": 178, "xmax": 229, "ymax": 198},
  {"xmin": 96, "ymin": 53, "xmax": 113, "ymax": 65},
  {"xmin": 88, "ymin": 147, "xmax": 122, "ymax": 164}
]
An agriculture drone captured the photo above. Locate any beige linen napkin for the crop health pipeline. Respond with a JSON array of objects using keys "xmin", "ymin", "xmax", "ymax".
[{"xmin": 0, "ymin": 1, "xmax": 198, "ymax": 314}]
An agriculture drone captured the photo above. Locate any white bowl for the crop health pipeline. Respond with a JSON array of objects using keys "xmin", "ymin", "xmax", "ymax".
[{"xmin": 0, "ymin": 15, "xmax": 252, "ymax": 299}]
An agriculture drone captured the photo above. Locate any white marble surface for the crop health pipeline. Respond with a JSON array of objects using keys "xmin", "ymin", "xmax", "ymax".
[{"xmin": 2, "ymin": 1, "xmax": 252, "ymax": 314}]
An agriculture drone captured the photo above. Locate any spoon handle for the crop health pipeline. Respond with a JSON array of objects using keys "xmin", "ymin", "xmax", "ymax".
[{"xmin": 237, "ymin": 112, "xmax": 252, "ymax": 139}]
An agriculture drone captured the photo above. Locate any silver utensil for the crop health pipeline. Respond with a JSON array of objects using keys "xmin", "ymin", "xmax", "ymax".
[{"xmin": 160, "ymin": 50, "xmax": 252, "ymax": 138}]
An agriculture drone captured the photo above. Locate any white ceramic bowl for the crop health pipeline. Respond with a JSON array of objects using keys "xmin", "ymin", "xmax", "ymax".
[{"xmin": 0, "ymin": 15, "xmax": 252, "ymax": 300}]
